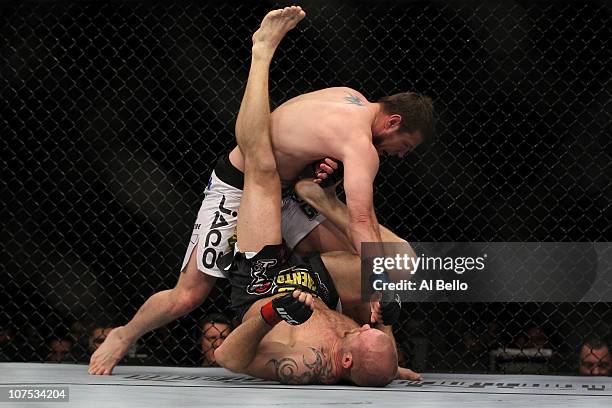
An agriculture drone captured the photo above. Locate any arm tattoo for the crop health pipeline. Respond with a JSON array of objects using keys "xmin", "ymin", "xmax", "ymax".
[
  {"xmin": 267, "ymin": 347, "xmax": 336, "ymax": 384},
  {"xmin": 344, "ymin": 93, "xmax": 365, "ymax": 106}
]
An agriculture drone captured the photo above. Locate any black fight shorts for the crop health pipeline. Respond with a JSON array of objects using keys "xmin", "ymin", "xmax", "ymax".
[{"xmin": 229, "ymin": 243, "xmax": 339, "ymax": 321}]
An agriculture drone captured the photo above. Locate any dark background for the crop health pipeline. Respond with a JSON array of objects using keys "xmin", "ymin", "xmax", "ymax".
[{"xmin": 1, "ymin": 0, "xmax": 611, "ymax": 373}]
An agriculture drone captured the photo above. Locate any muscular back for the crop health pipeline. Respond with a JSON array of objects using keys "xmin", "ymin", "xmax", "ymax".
[{"xmin": 231, "ymin": 87, "xmax": 375, "ymax": 184}]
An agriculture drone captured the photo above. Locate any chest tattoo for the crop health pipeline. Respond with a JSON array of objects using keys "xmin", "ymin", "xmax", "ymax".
[{"xmin": 266, "ymin": 347, "xmax": 336, "ymax": 384}]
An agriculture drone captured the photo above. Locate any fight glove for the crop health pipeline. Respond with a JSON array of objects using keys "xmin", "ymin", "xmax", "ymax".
[
  {"xmin": 369, "ymin": 272, "xmax": 402, "ymax": 325},
  {"xmin": 379, "ymin": 291, "xmax": 402, "ymax": 326},
  {"xmin": 261, "ymin": 293, "xmax": 313, "ymax": 326}
]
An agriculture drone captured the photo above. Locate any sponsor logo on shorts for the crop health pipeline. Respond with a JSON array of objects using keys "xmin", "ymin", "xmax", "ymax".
[
  {"xmin": 275, "ymin": 268, "xmax": 317, "ymax": 293},
  {"xmin": 246, "ymin": 259, "xmax": 277, "ymax": 296},
  {"xmin": 227, "ymin": 232, "xmax": 237, "ymax": 249},
  {"xmin": 201, "ymin": 194, "xmax": 238, "ymax": 270}
]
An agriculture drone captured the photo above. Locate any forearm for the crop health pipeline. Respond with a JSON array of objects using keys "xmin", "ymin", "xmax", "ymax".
[
  {"xmin": 341, "ymin": 146, "xmax": 380, "ymax": 253},
  {"xmin": 215, "ymin": 313, "xmax": 271, "ymax": 373},
  {"xmin": 299, "ymin": 186, "xmax": 408, "ymax": 249},
  {"xmin": 349, "ymin": 213, "xmax": 382, "ymax": 254}
]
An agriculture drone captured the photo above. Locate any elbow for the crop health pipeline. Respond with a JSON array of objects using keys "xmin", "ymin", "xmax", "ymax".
[
  {"xmin": 213, "ymin": 346, "xmax": 227, "ymax": 367},
  {"xmin": 213, "ymin": 346, "xmax": 232, "ymax": 370},
  {"xmin": 214, "ymin": 346, "xmax": 245, "ymax": 373}
]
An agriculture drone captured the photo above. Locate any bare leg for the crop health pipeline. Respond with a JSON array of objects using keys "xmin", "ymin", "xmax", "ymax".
[
  {"xmin": 294, "ymin": 219, "xmax": 353, "ymax": 256},
  {"xmin": 318, "ymin": 251, "xmax": 362, "ymax": 307},
  {"xmin": 89, "ymin": 250, "xmax": 216, "ymax": 375},
  {"xmin": 89, "ymin": 6, "xmax": 306, "ymax": 376},
  {"xmin": 298, "ymin": 178, "xmax": 415, "ymax": 310},
  {"xmin": 295, "ymin": 179, "xmax": 417, "ymax": 276},
  {"xmin": 295, "ymin": 180, "xmax": 351, "ymax": 243},
  {"xmin": 235, "ymin": 6, "xmax": 305, "ymax": 253}
]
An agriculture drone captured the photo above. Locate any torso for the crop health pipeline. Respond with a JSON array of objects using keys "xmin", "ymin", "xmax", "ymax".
[{"xmin": 230, "ymin": 87, "xmax": 375, "ymax": 185}]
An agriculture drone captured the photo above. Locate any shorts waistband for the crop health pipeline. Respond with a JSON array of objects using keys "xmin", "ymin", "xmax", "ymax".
[{"xmin": 214, "ymin": 154, "xmax": 244, "ymax": 190}]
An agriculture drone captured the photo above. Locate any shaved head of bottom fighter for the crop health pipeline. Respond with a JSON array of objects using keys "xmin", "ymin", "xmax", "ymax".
[{"xmin": 338, "ymin": 325, "xmax": 398, "ymax": 386}]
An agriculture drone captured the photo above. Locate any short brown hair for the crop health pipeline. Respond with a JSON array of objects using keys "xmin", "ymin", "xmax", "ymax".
[
  {"xmin": 581, "ymin": 338, "xmax": 609, "ymax": 354},
  {"xmin": 378, "ymin": 92, "xmax": 435, "ymax": 143}
]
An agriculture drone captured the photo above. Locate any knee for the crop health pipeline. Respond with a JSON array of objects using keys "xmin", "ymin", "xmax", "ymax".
[
  {"xmin": 244, "ymin": 153, "xmax": 278, "ymax": 176},
  {"xmin": 169, "ymin": 286, "xmax": 206, "ymax": 317}
]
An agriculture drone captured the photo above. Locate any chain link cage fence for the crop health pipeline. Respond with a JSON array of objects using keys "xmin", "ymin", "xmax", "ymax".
[{"xmin": 1, "ymin": 0, "xmax": 611, "ymax": 375}]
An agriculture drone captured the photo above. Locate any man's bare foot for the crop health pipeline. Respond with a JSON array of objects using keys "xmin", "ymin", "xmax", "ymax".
[
  {"xmin": 88, "ymin": 326, "xmax": 130, "ymax": 375},
  {"xmin": 252, "ymin": 6, "xmax": 306, "ymax": 55},
  {"xmin": 295, "ymin": 178, "xmax": 340, "ymax": 212}
]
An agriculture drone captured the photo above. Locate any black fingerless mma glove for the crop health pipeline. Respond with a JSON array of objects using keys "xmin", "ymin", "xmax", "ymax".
[
  {"xmin": 261, "ymin": 293, "xmax": 313, "ymax": 326},
  {"xmin": 380, "ymin": 291, "xmax": 402, "ymax": 326},
  {"xmin": 369, "ymin": 272, "xmax": 402, "ymax": 326}
]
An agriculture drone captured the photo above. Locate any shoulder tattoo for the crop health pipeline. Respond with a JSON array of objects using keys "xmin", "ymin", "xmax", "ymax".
[
  {"xmin": 344, "ymin": 93, "xmax": 365, "ymax": 106},
  {"xmin": 267, "ymin": 347, "xmax": 336, "ymax": 384}
]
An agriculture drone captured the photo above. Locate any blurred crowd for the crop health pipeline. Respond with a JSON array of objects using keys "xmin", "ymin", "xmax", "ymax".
[
  {"xmin": 0, "ymin": 313, "xmax": 235, "ymax": 368},
  {"xmin": 1, "ymin": 316, "xmax": 609, "ymax": 376},
  {"xmin": 395, "ymin": 318, "xmax": 610, "ymax": 377}
]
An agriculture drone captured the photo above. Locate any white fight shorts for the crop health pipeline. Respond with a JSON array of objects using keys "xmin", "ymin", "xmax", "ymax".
[{"xmin": 181, "ymin": 155, "xmax": 326, "ymax": 278}]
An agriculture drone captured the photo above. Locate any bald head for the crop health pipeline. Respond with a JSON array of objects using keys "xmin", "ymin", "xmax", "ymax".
[{"xmin": 342, "ymin": 326, "xmax": 398, "ymax": 387}]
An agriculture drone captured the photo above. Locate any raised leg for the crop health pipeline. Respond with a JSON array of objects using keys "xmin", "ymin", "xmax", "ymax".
[
  {"xmin": 234, "ymin": 6, "xmax": 305, "ymax": 253},
  {"xmin": 88, "ymin": 8, "xmax": 308, "ymax": 375},
  {"xmin": 295, "ymin": 179, "xmax": 410, "ymax": 245}
]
